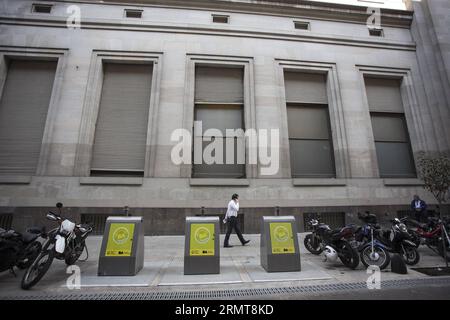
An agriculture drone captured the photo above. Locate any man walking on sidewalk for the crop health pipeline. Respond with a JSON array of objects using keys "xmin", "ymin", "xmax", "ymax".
[{"xmin": 223, "ymin": 194, "xmax": 250, "ymax": 248}]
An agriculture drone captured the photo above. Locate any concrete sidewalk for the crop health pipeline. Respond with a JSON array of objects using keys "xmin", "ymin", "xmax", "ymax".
[{"xmin": 0, "ymin": 233, "xmax": 449, "ymax": 299}]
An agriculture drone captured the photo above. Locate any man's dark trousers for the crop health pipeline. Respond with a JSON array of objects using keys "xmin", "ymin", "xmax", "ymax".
[{"xmin": 224, "ymin": 216, "xmax": 245, "ymax": 246}]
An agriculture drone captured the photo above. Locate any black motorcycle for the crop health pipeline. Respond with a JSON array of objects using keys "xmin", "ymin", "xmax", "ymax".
[
  {"xmin": 0, "ymin": 226, "xmax": 45, "ymax": 275},
  {"xmin": 304, "ymin": 219, "xmax": 359, "ymax": 269},
  {"xmin": 375, "ymin": 217, "xmax": 420, "ymax": 266},
  {"xmin": 21, "ymin": 203, "xmax": 93, "ymax": 290}
]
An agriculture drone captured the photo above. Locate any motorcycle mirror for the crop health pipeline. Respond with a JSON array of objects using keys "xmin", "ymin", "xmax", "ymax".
[
  {"xmin": 56, "ymin": 202, "xmax": 63, "ymax": 208},
  {"xmin": 46, "ymin": 213, "xmax": 59, "ymax": 221}
]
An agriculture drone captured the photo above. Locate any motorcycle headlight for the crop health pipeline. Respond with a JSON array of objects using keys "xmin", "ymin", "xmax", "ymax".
[
  {"xmin": 399, "ymin": 224, "xmax": 408, "ymax": 233},
  {"xmin": 61, "ymin": 219, "xmax": 76, "ymax": 233},
  {"xmin": 59, "ymin": 227, "xmax": 70, "ymax": 236}
]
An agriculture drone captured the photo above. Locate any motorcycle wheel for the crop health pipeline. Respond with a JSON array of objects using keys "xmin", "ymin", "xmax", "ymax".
[
  {"xmin": 17, "ymin": 241, "xmax": 42, "ymax": 269},
  {"xmin": 21, "ymin": 248, "xmax": 54, "ymax": 290},
  {"xmin": 65, "ymin": 241, "xmax": 85, "ymax": 266},
  {"xmin": 360, "ymin": 245, "xmax": 391, "ymax": 270},
  {"xmin": 339, "ymin": 242, "xmax": 360, "ymax": 270},
  {"xmin": 402, "ymin": 246, "xmax": 420, "ymax": 266},
  {"xmin": 304, "ymin": 234, "xmax": 323, "ymax": 255}
]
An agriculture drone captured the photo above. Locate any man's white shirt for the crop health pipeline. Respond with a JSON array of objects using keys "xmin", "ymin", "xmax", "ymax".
[{"xmin": 225, "ymin": 200, "xmax": 239, "ymax": 219}]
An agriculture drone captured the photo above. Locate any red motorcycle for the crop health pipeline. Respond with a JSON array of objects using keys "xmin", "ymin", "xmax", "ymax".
[{"xmin": 403, "ymin": 216, "xmax": 450, "ymax": 261}]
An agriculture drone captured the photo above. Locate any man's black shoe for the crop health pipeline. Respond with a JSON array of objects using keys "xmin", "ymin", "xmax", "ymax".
[
  {"xmin": 242, "ymin": 240, "xmax": 250, "ymax": 246},
  {"xmin": 224, "ymin": 245, "xmax": 234, "ymax": 248}
]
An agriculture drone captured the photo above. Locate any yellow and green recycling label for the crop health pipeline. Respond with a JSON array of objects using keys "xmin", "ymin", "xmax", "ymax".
[
  {"xmin": 105, "ymin": 223, "xmax": 135, "ymax": 257},
  {"xmin": 189, "ymin": 223, "xmax": 215, "ymax": 256},
  {"xmin": 269, "ymin": 222, "xmax": 295, "ymax": 254}
]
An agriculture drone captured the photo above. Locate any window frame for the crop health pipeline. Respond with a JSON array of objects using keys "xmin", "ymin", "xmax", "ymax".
[
  {"xmin": 211, "ymin": 14, "xmax": 230, "ymax": 24},
  {"xmin": 0, "ymin": 47, "xmax": 67, "ymax": 179},
  {"xmin": 293, "ymin": 21, "xmax": 310, "ymax": 31},
  {"xmin": 74, "ymin": 51, "xmax": 163, "ymax": 178},
  {"xmin": 32, "ymin": 3, "xmax": 53, "ymax": 14},
  {"xmin": 276, "ymin": 60, "xmax": 350, "ymax": 181},
  {"xmin": 358, "ymin": 66, "xmax": 426, "ymax": 180},
  {"xmin": 183, "ymin": 55, "xmax": 256, "ymax": 180},
  {"xmin": 124, "ymin": 9, "xmax": 143, "ymax": 19}
]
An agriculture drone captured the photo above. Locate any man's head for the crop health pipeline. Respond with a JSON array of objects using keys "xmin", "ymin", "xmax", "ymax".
[
  {"xmin": 232, "ymin": 193, "xmax": 239, "ymax": 200},
  {"xmin": 413, "ymin": 195, "xmax": 420, "ymax": 201}
]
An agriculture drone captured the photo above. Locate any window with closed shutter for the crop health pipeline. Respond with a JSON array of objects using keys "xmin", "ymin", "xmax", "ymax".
[
  {"xmin": 0, "ymin": 59, "xmax": 57, "ymax": 175},
  {"xmin": 284, "ymin": 71, "xmax": 335, "ymax": 178},
  {"xmin": 90, "ymin": 63, "xmax": 153, "ymax": 176},
  {"xmin": 365, "ymin": 77, "xmax": 416, "ymax": 178},
  {"xmin": 192, "ymin": 66, "xmax": 245, "ymax": 178}
]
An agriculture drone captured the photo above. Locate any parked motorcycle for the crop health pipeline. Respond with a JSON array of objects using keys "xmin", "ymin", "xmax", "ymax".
[
  {"xmin": 304, "ymin": 219, "xmax": 359, "ymax": 269},
  {"xmin": 403, "ymin": 216, "xmax": 450, "ymax": 261},
  {"xmin": 352, "ymin": 212, "xmax": 391, "ymax": 270},
  {"xmin": 0, "ymin": 226, "xmax": 45, "ymax": 275},
  {"xmin": 21, "ymin": 203, "xmax": 93, "ymax": 290},
  {"xmin": 378, "ymin": 218, "xmax": 420, "ymax": 266}
]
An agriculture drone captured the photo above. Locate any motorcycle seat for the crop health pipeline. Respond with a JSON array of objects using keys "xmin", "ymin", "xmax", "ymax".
[
  {"xmin": 21, "ymin": 231, "xmax": 39, "ymax": 243},
  {"xmin": 27, "ymin": 226, "xmax": 44, "ymax": 234},
  {"xmin": 0, "ymin": 230, "xmax": 18, "ymax": 239},
  {"xmin": 406, "ymin": 219, "xmax": 428, "ymax": 229}
]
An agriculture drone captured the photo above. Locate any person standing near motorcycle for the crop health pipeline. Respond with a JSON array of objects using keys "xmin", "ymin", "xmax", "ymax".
[
  {"xmin": 223, "ymin": 194, "xmax": 250, "ymax": 248},
  {"xmin": 411, "ymin": 195, "xmax": 427, "ymax": 222}
]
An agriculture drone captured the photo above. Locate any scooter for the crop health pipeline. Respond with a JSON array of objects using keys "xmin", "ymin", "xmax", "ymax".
[{"xmin": 376, "ymin": 218, "xmax": 420, "ymax": 266}]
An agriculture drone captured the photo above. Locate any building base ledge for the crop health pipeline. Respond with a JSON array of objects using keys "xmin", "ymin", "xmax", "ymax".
[
  {"xmin": 0, "ymin": 175, "xmax": 32, "ymax": 185},
  {"xmin": 79, "ymin": 177, "xmax": 143, "ymax": 186},
  {"xmin": 292, "ymin": 178, "xmax": 347, "ymax": 186},
  {"xmin": 189, "ymin": 178, "xmax": 250, "ymax": 187},
  {"xmin": 383, "ymin": 178, "xmax": 425, "ymax": 186}
]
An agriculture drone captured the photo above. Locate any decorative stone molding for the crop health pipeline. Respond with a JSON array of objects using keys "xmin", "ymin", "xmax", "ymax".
[
  {"xmin": 292, "ymin": 178, "xmax": 347, "ymax": 186},
  {"xmin": 189, "ymin": 178, "xmax": 250, "ymax": 186},
  {"xmin": 74, "ymin": 50, "xmax": 163, "ymax": 177},
  {"xmin": 182, "ymin": 54, "xmax": 257, "ymax": 179},
  {"xmin": 0, "ymin": 176, "xmax": 32, "ymax": 185},
  {"xmin": 0, "ymin": 16, "xmax": 416, "ymax": 52},
  {"xmin": 356, "ymin": 65, "xmax": 428, "ymax": 178},
  {"xmin": 79, "ymin": 177, "xmax": 144, "ymax": 186},
  {"xmin": 275, "ymin": 59, "xmax": 352, "ymax": 179},
  {"xmin": 383, "ymin": 178, "xmax": 424, "ymax": 186},
  {"xmin": 0, "ymin": 46, "xmax": 68, "ymax": 177}
]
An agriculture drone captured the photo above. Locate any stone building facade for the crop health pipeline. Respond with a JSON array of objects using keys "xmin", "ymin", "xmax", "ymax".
[{"xmin": 0, "ymin": 0, "xmax": 449, "ymax": 234}]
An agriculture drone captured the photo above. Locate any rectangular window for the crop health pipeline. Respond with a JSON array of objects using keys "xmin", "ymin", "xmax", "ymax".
[
  {"xmin": 365, "ymin": 77, "xmax": 416, "ymax": 178},
  {"xmin": 369, "ymin": 28, "xmax": 384, "ymax": 37},
  {"xmin": 192, "ymin": 66, "xmax": 245, "ymax": 178},
  {"xmin": 212, "ymin": 14, "xmax": 229, "ymax": 24},
  {"xmin": 0, "ymin": 59, "xmax": 57, "ymax": 175},
  {"xmin": 284, "ymin": 72, "xmax": 335, "ymax": 178},
  {"xmin": 90, "ymin": 63, "xmax": 153, "ymax": 176},
  {"xmin": 294, "ymin": 21, "xmax": 310, "ymax": 30},
  {"xmin": 125, "ymin": 9, "xmax": 143, "ymax": 19},
  {"xmin": 32, "ymin": 3, "xmax": 53, "ymax": 13}
]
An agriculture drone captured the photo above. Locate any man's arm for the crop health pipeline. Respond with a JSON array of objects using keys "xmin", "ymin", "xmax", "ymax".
[{"xmin": 229, "ymin": 201, "xmax": 239, "ymax": 212}]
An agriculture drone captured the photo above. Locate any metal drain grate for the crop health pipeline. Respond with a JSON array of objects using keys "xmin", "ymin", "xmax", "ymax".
[{"xmin": 2, "ymin": 277, "xmax": 450, "ymax": 300}]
